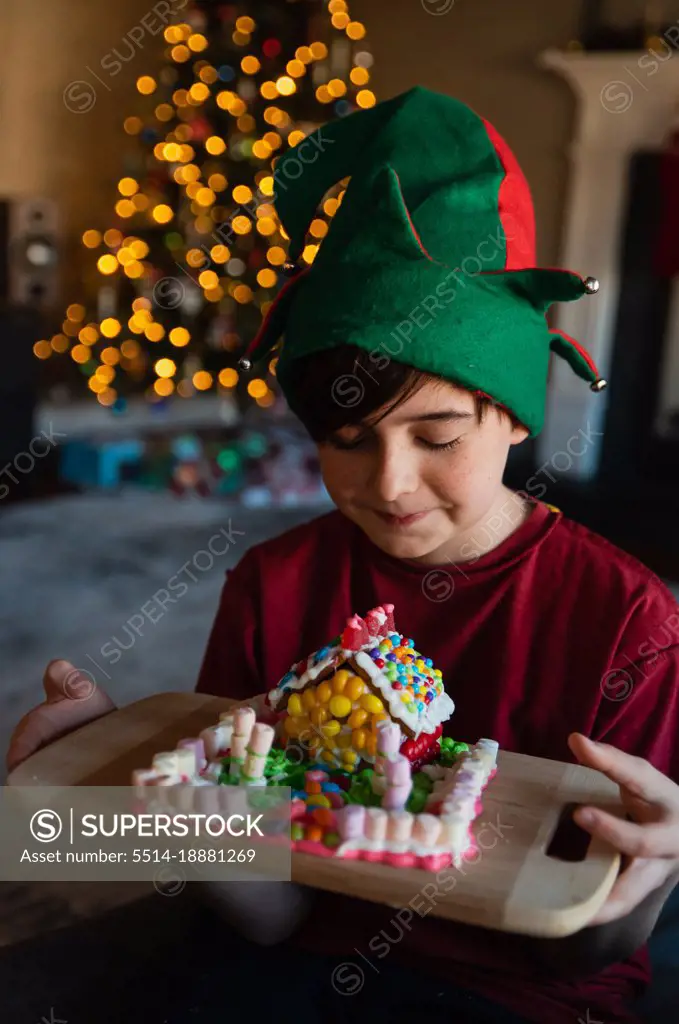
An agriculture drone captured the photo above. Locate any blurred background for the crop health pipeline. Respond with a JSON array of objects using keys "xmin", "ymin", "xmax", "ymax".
[{"xmin": 1, "ymin": 0, "xmax": 679, "ymax": 994}]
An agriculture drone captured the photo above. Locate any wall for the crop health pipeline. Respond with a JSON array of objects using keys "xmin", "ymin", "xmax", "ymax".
[
  {"xmin": 1, "ymin": 0, "xmax": 164, "ymax": 299},
  {"xmin": 0, "ymin": 0, "xmax": 639, "ymax": 295}
]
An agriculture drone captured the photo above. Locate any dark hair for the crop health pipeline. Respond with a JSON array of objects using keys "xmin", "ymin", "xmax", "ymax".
[{"xmin": 282, "ymin": 344, "xmax": 510, "ymax": 443}]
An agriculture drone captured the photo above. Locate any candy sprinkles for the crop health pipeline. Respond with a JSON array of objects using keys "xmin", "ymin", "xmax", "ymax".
[{"xmin": 133, "ymin": 604, "xmax": 499, "ymax": 872}]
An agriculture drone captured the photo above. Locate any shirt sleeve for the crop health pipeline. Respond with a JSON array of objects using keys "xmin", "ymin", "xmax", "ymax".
[
  {"xmin": 592, "ymin": 581, "xmax": 679, "ymax": 782},
  {"xmin": 195, "ymin": 550, "xmax": 264, "ymax": 701}
]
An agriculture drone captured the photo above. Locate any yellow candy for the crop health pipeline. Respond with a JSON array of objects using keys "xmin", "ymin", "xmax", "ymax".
[
  {"xmin": 336, "ymin": 731, "xmax": 353, "ymax": 749},
  {"xmin": 286, "ymin": 694, "xmax": 303, "ymax": 717},
  {"xmin": 306, "ymin": 794, "xmax": 331, "ymax": 808},
  {"xmin": 400, "ymin": 693, "xmax": 410, "ymax": 703},
  {"xmin": 371, "ymin": 712, "xmax": 388, "ymax": 729},
  {"xmin": 342, "ymin": 750, "xmax": 358, "ymax": 764},
  {"xmin": 331, "ymin": 669, "xmax": 350, "ymax": 693},
  {"xmin": 283, "ymin": 716, "xmax": 301, "ymax": 737},
  {"xmin": 346, "ymin": 676, "xmax": 365, "ymax": 701},
  {"xmin": 329, "ymin": 695, "xmax": 352, "ymax": 718},
  {"xmin": 322, "ymin": 750, "xmax": 336, "ymax": 764},
  {"xmin": 287, "ymin": 715, "xmax": 311, "ymax": 739},
  {"xmin": 321, "ymin": 718, "xmax": 341, "ymax": 738},
  {"xmin": 310, "ymin": 706, "xmax": 329, "ymax": 727},
  {"xmin": 302, "ymin": 688, "xmax": 316, "ymax": 711},
  {"xmin": 348, "ymin": 708, "xmax": 368, "ymax": 729},
  {"xmin": 316, "ymin": 681, "xmax": 332, "ymax": 704},
  {"xmin": 360, "ymin": 693, "xmax": 384, "ymax": 715},
  {"xmin": 352, "ymin": 727, "xmax": 367, "ymax": 750},
  {"xmin": 365, "ymin": 734, "xmax": 377, "ymax": 757}
]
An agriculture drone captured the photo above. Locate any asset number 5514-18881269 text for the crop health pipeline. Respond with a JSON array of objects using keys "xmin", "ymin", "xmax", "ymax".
[{"xmin": 132, "ymin": 849, "xmax": 256, "ymax": 863}]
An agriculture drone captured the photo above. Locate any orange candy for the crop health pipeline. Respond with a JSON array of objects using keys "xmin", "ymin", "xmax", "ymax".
[
  {"xmin": 305, "ymin": 824, "xmax": 324, "ymax": 843},
  {"xmin": 348, "ymin": 708, "xmax": 368, "ymax": 729},
  {"xmin": 346, "ymin": 676, "xmax": 365, "ymax": 701},
  {"xmin": 352, "ymin": 727, "xmax": 367, "ymax": 750},
  {"xmin": 305, "ymin": 780, "xmax": 322, "ymax": 795},
  {"xmin": 311, "ymin": 808, "xmax": 334, "ymax": 827},
  {"xmin": 316, "ymin": 681, "xmax": 332, "ymax": 704}
]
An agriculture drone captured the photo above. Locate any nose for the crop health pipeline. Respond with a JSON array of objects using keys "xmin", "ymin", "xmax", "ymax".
[{"xmin": 370, "ymin": 439, "xmax": 419, "ymax": 505}]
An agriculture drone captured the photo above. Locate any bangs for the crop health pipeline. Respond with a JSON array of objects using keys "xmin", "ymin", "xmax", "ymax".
[
  {"xmin": 282, "ymin": 345, "xmax": 518, "ymax": 442},
  {"xmin": 282, "ymin": 345, "xmax": 441, "ymax": 443}
]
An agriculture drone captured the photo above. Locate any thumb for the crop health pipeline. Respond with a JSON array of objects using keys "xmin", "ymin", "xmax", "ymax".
[
  {"xmin": 42, "ymin": 660, "xmax": 96, "ymax": 703},
  {"xmin": 6, "ymin": 662, "xmax": 116, "ymax": 774}
]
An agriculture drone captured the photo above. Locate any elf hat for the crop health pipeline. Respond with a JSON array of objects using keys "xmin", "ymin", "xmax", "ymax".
[{"xmin": 239, "ymin": 85, "xmax": 605, "ymax": 436}]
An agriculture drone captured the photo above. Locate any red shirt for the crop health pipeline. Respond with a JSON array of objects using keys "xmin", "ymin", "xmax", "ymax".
[{"xmin": 197, "ymin": 500, "xmax": 679, "ymax": 1024}]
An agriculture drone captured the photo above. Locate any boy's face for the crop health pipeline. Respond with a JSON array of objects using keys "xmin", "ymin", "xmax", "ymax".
[{"xmin": 318, "ymin": 379, "xmax": 528, "ymax": 564}]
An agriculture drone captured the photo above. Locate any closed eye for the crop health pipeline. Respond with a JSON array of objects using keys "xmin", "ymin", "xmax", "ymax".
[
  {"xmin": 418, "ymin": 437, "xmax": 462, "ymax": 452},
  {"xmin": 326, "ymin": 434, "xmax": 462, "ymax": 452}
]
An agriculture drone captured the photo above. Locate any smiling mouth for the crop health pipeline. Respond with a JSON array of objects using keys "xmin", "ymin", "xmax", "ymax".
[{"xmin": 373, "ymin": 510, "xmax": 433, "ymax": 527}]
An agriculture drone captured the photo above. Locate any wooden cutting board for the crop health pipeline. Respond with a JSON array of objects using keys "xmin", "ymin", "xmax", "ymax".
[{"xmin": 8, "ymin": 692, "xmax": 624, "ymax": 938}]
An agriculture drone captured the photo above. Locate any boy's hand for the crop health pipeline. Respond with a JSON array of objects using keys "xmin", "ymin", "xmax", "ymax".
[
  {"xmin": 6, "ymin": 660, "xmax": 116, "ymax": 774},
  {"xmin": 568, "ymin": 732, "xmax": 679, "ymax": 925}
]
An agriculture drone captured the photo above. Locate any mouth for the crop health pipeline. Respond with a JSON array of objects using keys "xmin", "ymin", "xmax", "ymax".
[{"xmin": 373, "ymin": 510, "xmax": 433, "ymax": 528}]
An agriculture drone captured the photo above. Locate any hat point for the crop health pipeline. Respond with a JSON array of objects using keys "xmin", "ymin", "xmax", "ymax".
[
  {"xmin": 237, "ymin": 357, "xmax": 252, "ymax": 372},
  {"xmin": 584, "ymin": 276, "xmax": 600, "ymax": 294},
  {"xmin": 590, "ymin": 378, "xmax": 607, "ymax": 392}
]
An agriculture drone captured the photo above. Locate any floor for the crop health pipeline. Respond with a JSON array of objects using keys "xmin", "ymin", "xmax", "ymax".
[{"xmin": 0, "ymin": 490, "xmax": 329, "ymax": 947}]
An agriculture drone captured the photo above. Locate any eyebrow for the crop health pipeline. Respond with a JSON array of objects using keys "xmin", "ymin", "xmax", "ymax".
[{"xmin": 404, "ymin": 410, "xmax": 473, "ymax": 423}]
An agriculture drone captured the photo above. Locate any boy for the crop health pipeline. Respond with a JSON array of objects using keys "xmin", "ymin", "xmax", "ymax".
[{"xmin": 8, "ymin": 87, "xmax": 679, "ymax": 1024}]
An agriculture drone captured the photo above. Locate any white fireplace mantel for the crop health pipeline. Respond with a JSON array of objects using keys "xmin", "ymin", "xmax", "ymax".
[{"xmin": 537, "ymin": 48, "xmax": 679, "ymax": 479}]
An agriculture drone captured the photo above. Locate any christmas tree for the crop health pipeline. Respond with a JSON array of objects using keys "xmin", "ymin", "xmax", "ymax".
[{"xmin": 37, "ymin": 0, "xmax": 374, "ymax": 414}]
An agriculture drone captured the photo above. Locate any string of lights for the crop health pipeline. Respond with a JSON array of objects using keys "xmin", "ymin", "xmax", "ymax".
[{"xmin": 36, "ymin": 0, "xmax": 374, "ymax": 412}]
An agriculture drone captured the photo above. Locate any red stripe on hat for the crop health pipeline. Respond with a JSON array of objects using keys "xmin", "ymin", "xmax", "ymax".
[
  {"xmin": 391, "ymin": 169, "xmax": 441, "ymax": 264},
  {"xmin": 473, "ymin": 389, "xmax": 515, "ymax": 420},
  {"xmin": 481, "ymin": 118, "xmax": 535, "ymax": 271},
  {"xmin": 241, "ymin": 266, "xmax": 311, "ymax": 360},
  {"xmin": 550, "ymin": 328, "xmax": 600, "ymax": 377}
]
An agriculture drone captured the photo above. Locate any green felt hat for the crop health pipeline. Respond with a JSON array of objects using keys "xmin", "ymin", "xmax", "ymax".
[{"xmin": 239, "ymin": 86, "xmax": 605, "ymax": 436}]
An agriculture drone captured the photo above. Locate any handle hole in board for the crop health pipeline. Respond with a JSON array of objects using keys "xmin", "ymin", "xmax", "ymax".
[{"xmin": 545, "ymin": 802, "xmax": 592, "ymax": 862}]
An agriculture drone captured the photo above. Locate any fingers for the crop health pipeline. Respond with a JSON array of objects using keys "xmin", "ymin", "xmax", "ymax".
[
  {"xmin": 239, "ymin": 693, "xmax": 277, "ymax": 725},
  {"xmin": 568, "ymin": 733, "xmax": 677, "ymax": 806},
  {"xmin": 588, "ymin": 857, "xmax": 673, "ymax": 926},
  {"xmin": 574, "ymin": 804, "xmax": 679, "ymax": 858}
]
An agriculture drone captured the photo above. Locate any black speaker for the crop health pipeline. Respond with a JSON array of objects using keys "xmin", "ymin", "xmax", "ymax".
[
  {"xmin": 0, "ymin": 197, "xmax": 60, "ymax": 311},
  {"xmin": 0, "ymin": 303, "xmax": 42, "ymax": 500}
]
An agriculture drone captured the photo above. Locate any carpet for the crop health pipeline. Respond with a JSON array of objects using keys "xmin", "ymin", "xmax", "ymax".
[{"xmin": 0, "ymin": 490, "xmax": 329, "ymax": 946}]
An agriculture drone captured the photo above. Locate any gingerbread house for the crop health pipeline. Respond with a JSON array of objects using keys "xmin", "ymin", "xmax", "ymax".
[{"xmin": 266, "ymin": 604, "xmax": 455, "ymax": 772}]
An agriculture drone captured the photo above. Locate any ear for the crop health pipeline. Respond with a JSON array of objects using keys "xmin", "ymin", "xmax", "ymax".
[{"xmin": 508, "ymin": 422, "xmax": 530, "ymax": 446}]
